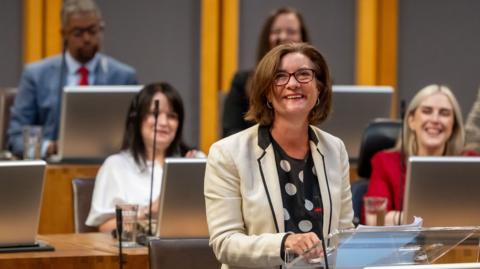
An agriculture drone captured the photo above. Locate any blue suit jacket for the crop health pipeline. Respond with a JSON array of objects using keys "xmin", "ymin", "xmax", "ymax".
[{"xmin": 7, "ymin": 53, "xmax": 138, "ymax": 157}]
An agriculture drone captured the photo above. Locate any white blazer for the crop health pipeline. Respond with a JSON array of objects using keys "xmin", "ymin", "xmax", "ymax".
[{"xmin": 204, "ymin": 124, "xmax": 354, "ymax": 269}]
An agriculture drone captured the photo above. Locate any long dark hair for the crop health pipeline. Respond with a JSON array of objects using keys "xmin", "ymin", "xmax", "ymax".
[
  {"xmin": 256, "ymin": 7, "xmax": 310, "ymax": 63},
  {"xmin": 121, "ymin": 82, "xmax": 190, "ymax": 167}
]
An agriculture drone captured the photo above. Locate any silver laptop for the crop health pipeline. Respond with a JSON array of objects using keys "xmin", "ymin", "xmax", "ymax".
[
  {"xmin": 0, "ymin": 160, "xmax": 46, "ymax": 247},
  {"xmin": 56, "ymin": 85, "xmax": 142, "ymax": 162},
  {"xmin": 156, "ymin": 158, "xmax": 209, "ymax": 238},
  {"xmin": 403, "ymin": 156, "xmax": 480, "ymax": 227},
  {"xmin": 319, "ymin": 85, "xmax": 393, "ymax": 161}
]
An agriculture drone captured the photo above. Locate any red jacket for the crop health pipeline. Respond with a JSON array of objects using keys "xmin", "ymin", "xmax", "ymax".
[
  {"xmin": 365, "ymin": 151, "xmax": 404, "ymax": 212},
  {"xmin": 363, "ymin": 149, "xmax": 479, "ymax": 224}
]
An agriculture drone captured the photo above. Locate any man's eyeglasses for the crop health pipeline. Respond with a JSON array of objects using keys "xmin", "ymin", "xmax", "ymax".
[
  {"xmin": 273, "ymin": 68, "xmax": 315, "ymax": 86},
  {"xmin": 69, "ymin": 24, "xmax": 104, "ymax": 38}
]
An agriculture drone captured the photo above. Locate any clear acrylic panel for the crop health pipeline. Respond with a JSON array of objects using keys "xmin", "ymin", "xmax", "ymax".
[{"xmin": 284, "ymin": 227, "xmax": 480, "ymax": 269}]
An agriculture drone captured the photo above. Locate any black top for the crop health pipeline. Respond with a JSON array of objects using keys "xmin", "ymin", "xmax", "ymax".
[
  {"xmin": 270, "ymin": 133, "xmax": 324, "ymax": 234},
  {"xmin": 221, "ymin": 70, "xmax": 255, "ymax": 137}
]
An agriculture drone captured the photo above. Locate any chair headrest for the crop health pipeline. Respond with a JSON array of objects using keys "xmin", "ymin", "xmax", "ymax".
[{"xmin": 357, "ymin": 119, "xmax": 402, "ymax": 178}]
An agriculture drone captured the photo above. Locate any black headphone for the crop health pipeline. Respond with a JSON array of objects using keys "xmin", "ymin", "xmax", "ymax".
[{"xmin": 127, "ymin": 92, "xmax": 141, "ymax": 124}]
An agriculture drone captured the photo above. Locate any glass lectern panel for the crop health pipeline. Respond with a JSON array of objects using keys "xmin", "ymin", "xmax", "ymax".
[{"xmin": 285, "ymin": 227, "xmax": 480, "ymax": 269}]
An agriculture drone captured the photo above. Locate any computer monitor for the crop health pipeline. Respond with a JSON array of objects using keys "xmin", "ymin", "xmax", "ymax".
[
  {"xmin": 319, "ymin": 85, "xmax": 393, "ymax": 161},
  {"xmin": 403, "ymin": 156, "xmax": 480, "ymax": 227},
  {"xmin": 0, "ymin": 160, "xmax": 46, "ymax": 247},
  {"xmin": 56, "ymin": 85, "xmax": 142, "ymax": 162},
  {"xmin": 156, "ymin": 158, "xmax": 209, "ymax": 238}
]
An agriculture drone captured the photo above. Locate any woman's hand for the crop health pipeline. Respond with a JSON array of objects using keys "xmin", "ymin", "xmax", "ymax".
[
  {"xmin": 284, "ymin": 232, "xmax": 323, "ymax": 259},
  {"xmin": 385, "ymin": 210, "xmax": 403, "ymax": 225}
]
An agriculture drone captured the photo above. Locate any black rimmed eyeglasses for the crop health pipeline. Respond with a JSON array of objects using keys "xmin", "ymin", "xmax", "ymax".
[
  {"xmin": 69, "ymin": 24, "xmax": 104, "ymax": 38},
  {"xmin": 273, "ymin": 68, "xmax": 315, "ymax": 86}
]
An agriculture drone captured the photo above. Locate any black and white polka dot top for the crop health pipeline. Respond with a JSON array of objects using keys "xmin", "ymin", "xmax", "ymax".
[{"xmin": 270, "ymin": 133, "xmax": 324, "ymax": 235}]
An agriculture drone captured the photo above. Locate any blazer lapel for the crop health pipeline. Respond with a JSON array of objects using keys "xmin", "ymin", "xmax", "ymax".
[
  {"xmin": 46, "ymin": 58, "xmax": 67, "ymax": 140},
  {"xmin": 309, "ymin": 127, "xmax": 333, "ymax": 238},
  {"xmin": 256, "ymin": 126, "xmax": 284, "ymax": 233}
]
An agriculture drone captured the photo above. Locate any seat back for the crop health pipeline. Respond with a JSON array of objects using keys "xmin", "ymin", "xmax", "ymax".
[
  {"xmin": 351, "ymin": 118, "xmax": 401, "ymax": 225},
  {"xmin": 72, "ymin": 178, "xmax": 97, "ymax": 233},
  {"xmin": 357, "ymin": 118, "xmax": 402, "ymax": 178},
  {"xmin": 149, "ymin": 238, "xmax": 220, "ymax": 269},
  {"xmin": 0, "ymin": 88, "xmax": 17, "ymax": 150}
]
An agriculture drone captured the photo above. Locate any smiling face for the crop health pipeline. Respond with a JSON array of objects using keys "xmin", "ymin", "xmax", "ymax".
[
  {"xmin": 269, "ymin": 13, "xmax": 302, "ymax": 49},
  {"xmin": 141, "ymin": 92, "xmax": 179, "ymax": 156},
  {"xmin": 269, "ymin": 52, "xmax": 319, "ymax": 123},
  {"xmin": 408, "ymin": 92, "xmax": 455, "ymax": 155}
]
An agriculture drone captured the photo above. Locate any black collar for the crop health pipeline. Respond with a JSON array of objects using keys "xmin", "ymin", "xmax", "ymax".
[{"xmin": 257, "ymin": 124, "xmax": 319, "ymax": 150}]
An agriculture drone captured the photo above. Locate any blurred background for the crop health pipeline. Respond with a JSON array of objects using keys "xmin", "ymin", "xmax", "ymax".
[{"xmin": 1, "ymin": 0, "xmax": 479, "ymax": 152}]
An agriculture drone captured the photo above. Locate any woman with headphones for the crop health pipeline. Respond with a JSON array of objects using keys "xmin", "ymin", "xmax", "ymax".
[{"xmin": 86, "ymin": 82, "xmax": 204, "ymax": 232}]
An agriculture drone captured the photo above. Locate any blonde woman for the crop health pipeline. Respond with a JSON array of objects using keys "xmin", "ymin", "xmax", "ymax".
[{"xmin": 365, "ymin": 84, "xmax": 477, "ymax": 225}]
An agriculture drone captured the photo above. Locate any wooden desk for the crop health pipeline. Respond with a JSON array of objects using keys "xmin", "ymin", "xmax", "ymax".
[
  {"xmin": 435, "ymin": 245, "xmax": 480, "ymax": 264},
  {"xmin": 349, "ymin": 164, "xmax": 358, "ymax": 183},
  {"xmin": 39, "ymin": 165, "xmax": 99, "ymax": 234},
  {"xmin": 38, "ymin": 163, "xmax": 358, "ymax": 234},
  {"xmin": 0, "ymin": 233, "xmax": 477, "ymax": 269},
  {"xmin": 0, "ymin": 233, "xmax": 148, "ymax": 269}
]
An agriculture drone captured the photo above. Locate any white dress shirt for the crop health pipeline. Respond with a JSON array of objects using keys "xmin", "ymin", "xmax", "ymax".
[{"xmin": 65, "ymin": 51, "xmax": 100, "ymax": 86}]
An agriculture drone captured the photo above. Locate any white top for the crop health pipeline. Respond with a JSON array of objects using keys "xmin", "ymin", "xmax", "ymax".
[{"xmin": 85, "ymin": 151, "xmax": 163, "ymax": 226}]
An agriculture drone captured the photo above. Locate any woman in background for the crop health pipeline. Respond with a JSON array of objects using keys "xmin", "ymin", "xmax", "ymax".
[
  {"xmin": 222, "ymin": 7, "xmax": 310, "ymax": 137},
  {"xmin": 365, "ymin": 84, "xmax": 476, "ymax": 225},
  {"xmin": 86, "ymin": 82, "xmax": 203, "ymax": 232}
]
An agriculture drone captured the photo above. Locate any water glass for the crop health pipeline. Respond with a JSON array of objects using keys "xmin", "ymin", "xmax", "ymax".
[
  {"xmin": 115, "ymin": 204, "xmax": 139, "ymax": 247},
  {"xmin": 22, "ymin": 126, "xmax": 42, "ymax": 160}
]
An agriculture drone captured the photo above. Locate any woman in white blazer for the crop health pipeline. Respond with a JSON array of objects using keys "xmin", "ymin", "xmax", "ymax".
[{"xmin": 205, "ymin": 43, "xmax": 354, "ymax": 269}]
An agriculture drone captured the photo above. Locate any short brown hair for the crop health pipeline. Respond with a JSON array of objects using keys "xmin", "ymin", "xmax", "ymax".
[
  {"xmin": 245, "ymin": 43, "xmax": 332, "ymax": 126},
  {"xmin": 256, "ymin": 7, "xmax": 310, "ymax": 63}
]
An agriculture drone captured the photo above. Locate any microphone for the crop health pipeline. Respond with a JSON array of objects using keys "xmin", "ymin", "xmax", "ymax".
[
  {"xmin": 147, "ymin": 100, "xmax": 160, "ymax": 236},
  {"xmin": 136, "ymin": 100, "xmax": 160, "ymax": 246},
  {"xmin": 116, "ymin": 207, "xmax": 124, "ymax": 269},
  {"xmin": 313, "ymin": 196, "xmax": 329, "ymax": 269},
  {"xmin": 153, "ymin": 99, "xmax": 160, "ymax": 118}
]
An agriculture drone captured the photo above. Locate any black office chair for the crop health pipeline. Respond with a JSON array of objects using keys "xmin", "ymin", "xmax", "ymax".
[
  {"xmin": 149, "ymin": 238, "xmax": 220, "ymax": 269},
  {"xmin": 0, "ymin": 88, "xmax": 17, "ymax": 151},
  {"xmin": 351, "ymin": 118, "xmax": 402, "ymax": 225},
  {"xmin": 72, "ymin": 177, "xmax": 98, "ymax": 233}
]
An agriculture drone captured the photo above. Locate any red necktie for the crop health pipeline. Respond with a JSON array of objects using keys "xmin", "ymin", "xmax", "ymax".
[{"xmin": 78, "ymin": 66, "xmax": 89, "ymax": 86}]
